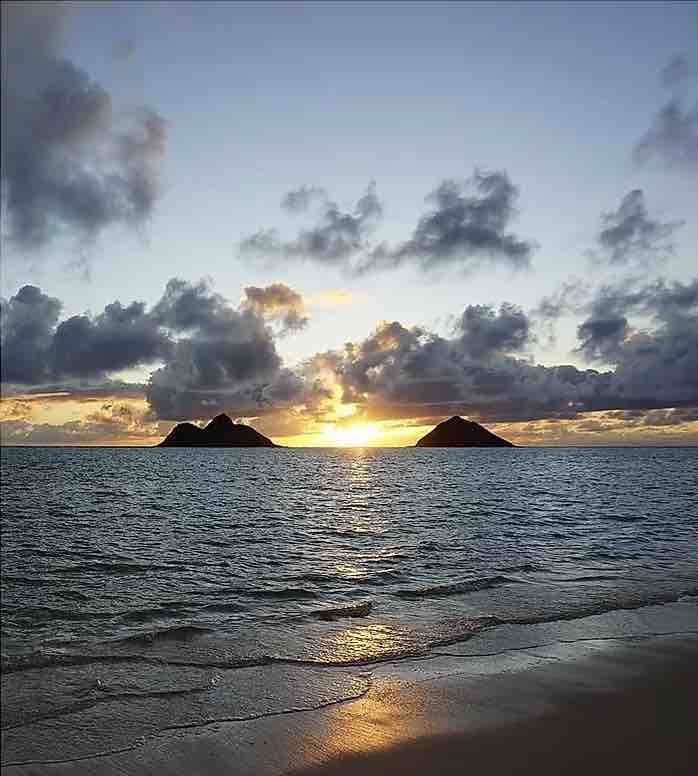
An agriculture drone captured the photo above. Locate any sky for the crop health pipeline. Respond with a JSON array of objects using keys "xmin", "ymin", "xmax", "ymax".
[{"xmin": 1, "ymin": 0, "xmax": 697, "ymax": 446}]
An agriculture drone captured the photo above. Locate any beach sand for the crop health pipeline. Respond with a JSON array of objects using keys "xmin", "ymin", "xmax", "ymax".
[{"xmin": 3, "ymin": 627, "xmax": 697, "ymax": 776}]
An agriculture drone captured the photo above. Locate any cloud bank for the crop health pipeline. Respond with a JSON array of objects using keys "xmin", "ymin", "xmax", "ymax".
[{"xmin": 2, "ymin": 277, "xmax": 697, "ymax": 436}]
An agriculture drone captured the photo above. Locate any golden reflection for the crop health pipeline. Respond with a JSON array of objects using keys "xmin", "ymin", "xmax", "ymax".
[{"xmin": 316, "ymin": 623, "xmax": 411, "ymax": 664}]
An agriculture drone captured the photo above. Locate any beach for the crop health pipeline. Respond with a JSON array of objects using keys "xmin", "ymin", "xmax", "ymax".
[{"xmin": 3, "ymin": 602, "xmax": 697, "ymax": 775}]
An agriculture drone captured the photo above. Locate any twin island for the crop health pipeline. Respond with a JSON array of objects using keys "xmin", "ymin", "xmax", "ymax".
[{"xmin": 158, "ymin": 413, "xmax": 514, "ymax": 447}]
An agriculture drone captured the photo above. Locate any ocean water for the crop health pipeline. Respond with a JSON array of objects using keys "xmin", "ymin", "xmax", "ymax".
[{"xmin": 2, "ymin": 446, "xmax": 698, "ymax": 764}]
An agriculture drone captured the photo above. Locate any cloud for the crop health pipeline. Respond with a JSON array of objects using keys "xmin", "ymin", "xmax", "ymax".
[
  {"xmin": 303, "ymin": 279, "xmax": 698, "ymax": 424},
  {"xmin": 634, "ymin": 98, "xmax": 698, "ymax": 171},
  {"xmin": 280, "ymin": 185, "xmax": 327, "ymax": 213},
  {"xmin": 359, "ymin": 171, "xmax": 534, "ymax": 274},
  {"xmin": 2, "ymin": 279, "xmax": 310, "ymax": 421},
  {"xmin": 592, "ymin": 189, "xmax": 683, "ymax": 266},
  {"xmin": 1, "ymin": 1, "xmax": 166, "ymax": 251},
  {"xmin": 239, "ymin": 171, "xmax": 535, "ymax": 275},
  {"xmin": 456, "ymin": 303, "xmax": 532, "ymax": 359},
  {"xmin": 576, "ymin": 278, "xmax": 698, "ymax": 407},
  {"xmin": 1, "ymin": 285, "xmax": 170, "ymax": 383},
  {"xmin": 240, "ymin": 184, "xmax": 382, "ymax": 266},
  {"xmin": 4, "ymin": 278, "xmax": 696, "ymax": 431},
  {"xmin": 0, "ymin": 285, "xmax": 63, "ymax": 383},
  {"xmin": 242, "ymin": 283, "xmax": 308, "ymax": 334},
  {"xmin": 51, "ymin": 301, "xmax": 170, "ymax": 378},
  {"xmin": 145, "ymin": 279, "xmax": 297, "ymax": 420},
  {"xmin": 661, "ymin": 54, "xmax": 690, "ymax": 88}
]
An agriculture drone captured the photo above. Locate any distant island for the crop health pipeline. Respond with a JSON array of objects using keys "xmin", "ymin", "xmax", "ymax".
[
  {"xmin": 415, "ymin": 416, "xmax": 514, "ymax": 447},
  {"xmin": 158, "ymin": 413, "xmax": 277, "ymax": 447}
]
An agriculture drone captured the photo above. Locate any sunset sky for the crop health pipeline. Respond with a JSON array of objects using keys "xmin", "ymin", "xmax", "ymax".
[{"xmin": 1, "ymin": 0, "xmax": 697, "ymax": 446}]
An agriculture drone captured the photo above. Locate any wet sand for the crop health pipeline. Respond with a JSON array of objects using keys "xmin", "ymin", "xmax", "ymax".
[
  {"xmin": 3, "ymin": 632, "xmax": 697, "ymax": 776},
  {"xmin": 291, "ymin": 637, "xmax": 698, "ymax": 776}
]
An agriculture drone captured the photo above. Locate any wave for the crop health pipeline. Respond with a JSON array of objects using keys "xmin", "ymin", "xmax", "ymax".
[
  {"xmin": 558, "ymin": 575, "xmax": 621, "ymax": 583},
  {"xmin": 396, "ymin": 575, "xmax": 513, "ymax": 599},
  {"xmin": 51, "ymin": 561, "xmax": 184, "ymax": 576},
  {"xmin": 192, "ymin": 586, "xmax": 318, "ymax": 601},
  {"xmin": 119, "ymin": 606, "xmax": 194, "ymax": 624},
  {"xmin": 117, "ymin": 624, "xmax": 215, "ymax": 644},
  {"xmin": 311, "ymin": 601, "xmax": 373, "ymax": 621},
  {"xmin": 500, "ymin": 563, "xmax": 545, "ymax": 573}
]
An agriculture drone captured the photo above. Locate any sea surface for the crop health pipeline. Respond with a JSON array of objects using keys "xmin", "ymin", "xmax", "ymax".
[{"xmin": 2, "ymin": 446, "xmax": 698, "ymax": 764}]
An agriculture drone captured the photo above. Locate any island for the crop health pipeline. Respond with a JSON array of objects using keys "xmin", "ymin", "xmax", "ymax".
[
  {"xmin": 158, "ymin": 413, "xmax": 277, "ymax": 447},
  {"xmin": 415, "ymin": 416, "xmax": 514, "ymax": 447}
]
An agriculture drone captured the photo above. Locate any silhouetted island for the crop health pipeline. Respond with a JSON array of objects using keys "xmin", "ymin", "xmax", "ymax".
[
  {"xmin": 158, "ymin": 413, "xmax": 277, "ymax": 447},
  {"xmin": 415, "ymin": 416, "xmax": 514, "ymax": 447}
]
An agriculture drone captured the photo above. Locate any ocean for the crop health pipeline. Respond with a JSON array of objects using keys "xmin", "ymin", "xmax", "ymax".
[{"xmin": 2, "ymin": 446, "xmax": 697, "ymax": 765}]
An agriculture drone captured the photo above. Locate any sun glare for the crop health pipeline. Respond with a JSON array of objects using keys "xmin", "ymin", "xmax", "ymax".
[{"xmin": 326, "ymin": 422, "xmax": 380, "ymax": 447}]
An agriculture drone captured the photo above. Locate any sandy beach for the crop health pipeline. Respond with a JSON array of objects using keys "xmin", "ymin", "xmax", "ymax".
[{"xmin": 3, "ymin": 605, "xmax": 697, "ymax": 776}]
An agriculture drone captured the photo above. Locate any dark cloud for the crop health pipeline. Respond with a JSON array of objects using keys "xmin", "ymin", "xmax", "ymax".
[
  {"xmin": 360, "ymin": 171, "xmax": 534, "ymax": 274},
  {"xmin": 456, "ymin": 303, "xmax": 532, "ymax": 359},
  {"xmin": 634, "ymin": 98, "xmax": 698, "ymax": 171},
  {"xmin": 240, "ymin": 171, "xmax": 534, "ymax": 275},
  {"xmin": 4, "ymin": 278, "xmax": 696, "ymax": 429},
  {"xmin": 661, "ymin": 54, "xmax": 690, "ymax": 88},
  {"xmin": 145, "ymin": 279, "xmax": 297, "ymax": 420},
  {"xmin": 305, "ymin": 279, "xmax": 698, "ymax": 424},
  {"xmin": 1, "ymin": 285, "xmax": 169, "ymax": 384},
  {"xmin": 1, "ymin": 1, "xmax": 166, "ymax": 251},
  {"xmin": 240, "ymin": 184, "xmax": 382, "ymax": 266},
  {"xmin": 312, "ymin": 305, "xmax": 605, "ymax": 424},
  {"xmin": 593, "ymin": 190, "xmax": 683, "ymax": 266},
  {"xmin": 2, "ymin": 280, "xmax": 310, "ymax": 422},
  {"xmin": 51, "ymin": 301, "xmax": 170, "ymax": 378},
  {"xmin": 575, "ymin": 278, "xmax": 698, "ymax": 408},
  {"xmin": 0, "ymin": 286, "xmax": 62, "ymax": 383},
  {"xmin": 242, "ymin": 283, "xmax": 308, "ymax": 334}
]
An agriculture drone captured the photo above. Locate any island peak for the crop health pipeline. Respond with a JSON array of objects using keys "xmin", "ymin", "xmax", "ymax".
[
  {"xmin": 415, "ymin": 416, "xmax": 514, "ymax": 447},
  {"xmin": 158, "ymin": 413, "xmax": 276, "ymax": 447}
]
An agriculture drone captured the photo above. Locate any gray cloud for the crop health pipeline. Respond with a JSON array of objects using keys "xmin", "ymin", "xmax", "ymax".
[
  {"xmin": 575, "ymin": 279, "xmax": 698, "ymax": 408},
  {"xmin": 4, "ymin": 278, "xmax": 696, "ymax": 428},
  {"xmin": 634, "ymin": 98, "xmax": 698, "ymax": 171},
  {"xmin": 240, "ymin": 184, "xmax": 382, "ymax": 266},
  {"xmin": 51, "ymin": 301, "xmax": 170, "ymax": 378},
  {"xmin": 661, "ymin": 54, "xmax": 690, "ymax": 88},
  {"xmin": 456, "ymin": 303, "xmax": 532, "ymax": 359},
  {"xmin": 308, "ymin": 280, "xmax": 698, "ymax": 423},
  {"xmin": 1, "ymin": 1, "xmax": 166, "ymax": 251},
  {"xmin": 146, "ymin": 279, "xmax": 298, "ymax": 420},
  {"xmin": 1, "ymin": 285, "xmax": 170, "ymax": 384},
  {"xmin": 281, "ymin": 185, "xmax": 327, "ymax": 213},
  {"xmin": 242, "ymin": 283, "xmax": 308, "ymax": 334},
  {"xmin": 240, "ymin": 171, "xmax": 534, "ymax": 276},
  {"xmin": 0, "ymin": 285, "xmax": 62, "ymax": 383},
  {"xmin": 2, "ymin": 279, "xmax": 309, "ymax": 421},
  {"xmin": 593, "ymin": 189, "xmax": 683, "ymax": 266},
  {"xmin": 360, "ymin": 171, "xmax": 534, "ymax": 274}
]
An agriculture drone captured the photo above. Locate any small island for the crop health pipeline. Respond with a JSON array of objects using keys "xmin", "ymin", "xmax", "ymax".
[
  {"xmin": 415, "ymin": 416, "xmax": 514, "ymax": 447},
  {"xmin": 158, "ymin": 413, "xmax": 277, "ymax": 447}
]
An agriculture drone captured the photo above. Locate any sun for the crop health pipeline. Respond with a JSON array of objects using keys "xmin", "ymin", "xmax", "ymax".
[{"xmin": 326, "ymin": 422, "xmax": 380, "ymax": 447}]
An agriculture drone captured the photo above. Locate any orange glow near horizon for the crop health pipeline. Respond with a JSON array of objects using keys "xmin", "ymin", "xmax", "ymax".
[{"xmin": 2, "ymin": 394, "xmax": 697, "ymax": 447}]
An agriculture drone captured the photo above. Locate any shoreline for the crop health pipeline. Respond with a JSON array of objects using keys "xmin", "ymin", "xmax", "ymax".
[{"xmin": 3, "ymin": 605, "xmax": 697, "ymax": 775}]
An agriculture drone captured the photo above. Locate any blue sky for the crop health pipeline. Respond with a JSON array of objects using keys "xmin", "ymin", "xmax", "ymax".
[{"xmin": 1, "ymin": 1, "xmax": 697, "ymax": 444}]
